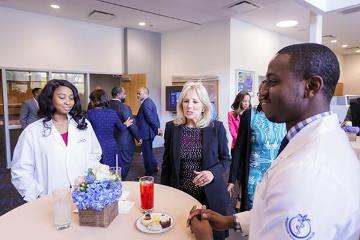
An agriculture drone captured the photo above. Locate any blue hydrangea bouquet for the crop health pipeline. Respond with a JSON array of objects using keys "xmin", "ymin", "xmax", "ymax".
[
  {"xmin": 341, "ymin": 121, "xmax": 359, "ymax": 141},
  {"xmin": 72, "ymin": 164, "xmax": 122, "ymax": 227}
]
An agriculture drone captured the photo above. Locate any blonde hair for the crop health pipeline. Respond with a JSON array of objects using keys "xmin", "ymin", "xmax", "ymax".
[{"xmin": 173, "ymin": 81, "xmax": 212, "ymax": 128}]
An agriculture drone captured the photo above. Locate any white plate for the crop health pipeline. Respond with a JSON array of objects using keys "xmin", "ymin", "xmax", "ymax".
[{"xmin": 135, "ymin": 212, "xmax": 174, "ymax": 234}]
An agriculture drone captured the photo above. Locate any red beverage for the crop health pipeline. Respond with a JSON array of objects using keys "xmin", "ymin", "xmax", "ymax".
[{"xmin": 139, "ymin": 176, "xmax": 154, "ymax": 211}]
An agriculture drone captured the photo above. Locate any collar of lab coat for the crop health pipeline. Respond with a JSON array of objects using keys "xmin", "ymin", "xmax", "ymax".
[
  {"xmin": 271, "ymin": 114, "xmax": 339, "ymax": 169},
  {"xmin": 49, "ymin": 114, "xmax": 77, "ymax": 148}
]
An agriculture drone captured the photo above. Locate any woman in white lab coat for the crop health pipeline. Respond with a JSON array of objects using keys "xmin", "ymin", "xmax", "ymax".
[{"xmin": 11, "ymin": 79, "xmax": 102, "ymax": 202}]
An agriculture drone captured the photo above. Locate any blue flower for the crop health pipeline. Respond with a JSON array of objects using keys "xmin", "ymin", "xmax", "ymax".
[
  {"xmin": 343, "ymin": 126, "xmax": 360, "ymax": 134},
  {"xmin": 72, "ymin": 169, "xmax": 122, "ymax": 211}
]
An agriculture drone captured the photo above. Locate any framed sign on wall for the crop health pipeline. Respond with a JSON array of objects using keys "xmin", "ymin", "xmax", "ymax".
[{"xmin": 235, "ymin": 69, "xmax": 255, "ymax": 95}]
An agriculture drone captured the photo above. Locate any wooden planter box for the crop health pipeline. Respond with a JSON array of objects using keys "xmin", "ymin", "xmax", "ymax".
[{"xmin": 79, "ymin": 201, "xmax": 118, "ymax": 227}]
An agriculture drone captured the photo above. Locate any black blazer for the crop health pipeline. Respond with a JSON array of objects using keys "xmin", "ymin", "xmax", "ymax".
[
  {"xmin": 109, "ymin": 100, "xmax": 140, "ymax": 150},
  {"xmin": 228, "ymin": 108, "xmax": 251, "ymax": 212},
  {"xmin": 161, "ymin": 120, "xmax": 230, "ymax": 216}
]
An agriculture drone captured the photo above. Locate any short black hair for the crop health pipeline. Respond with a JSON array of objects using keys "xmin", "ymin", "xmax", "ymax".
[
  {"xmin": 89, "ymin": 89, "xmax": 109, "ymax": 108},
  {"xmin": 111, "ymin": 86, "xmax": 122, "ymax": 98},
  {"xmin": 38, "ymin": 79, "xmax": 87, "ymax": 130},
  {"xmin": 32, "ymin": 88, "xmax": 41, "ymax": 96},
  {"xmin": 277, "ymin": 43, "xmax": 339, "ymax": 103}
]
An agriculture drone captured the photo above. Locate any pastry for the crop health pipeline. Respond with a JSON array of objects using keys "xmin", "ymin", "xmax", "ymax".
[
  {"xmin": 159, "ymin": 214, "xmax": 171, "ymax": 228},
  {"xmin": 147, "ymin": 221, "xmax": 162, "ymax": 231},
  {"xmin": 141, "ymin": 213, "xmax": 152, "ymax": 226}
]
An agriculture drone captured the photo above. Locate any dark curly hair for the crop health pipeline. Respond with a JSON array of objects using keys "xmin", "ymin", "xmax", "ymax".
[
  {"xmin": 89, "ymin": 89, "xmax": 109, "ymax": 108},
  {"xmin": 277, "ymin": 43, "xmax": 340, "ymax": 102},
  {"xmin": 38, "ymin": 79, "xmax": 87, "ymax": 131},
  {"xmin": 231, "ymin": 91, "xmax": 251, "ymax": 117}
]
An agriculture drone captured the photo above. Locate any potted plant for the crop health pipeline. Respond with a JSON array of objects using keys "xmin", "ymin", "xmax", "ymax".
[{"xmin": 72, "ymin": 164, "xmax": 122, "ymax": 227}]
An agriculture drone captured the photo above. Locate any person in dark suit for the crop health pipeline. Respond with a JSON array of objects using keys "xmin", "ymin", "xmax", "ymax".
[
  {"xmin": 161, "ymin": 81, "xmax": 230, "ymax": 240},
  {"xmin": 19, "ymin": 88, "xmax": 41, "ymax": 128},
  {"xmin": 136, "ymin": 87, "xmax": 162, "ymax": 176},
  {"xmin": 109, "ymin": 86, "xmax": 141, "ymax": 180}
]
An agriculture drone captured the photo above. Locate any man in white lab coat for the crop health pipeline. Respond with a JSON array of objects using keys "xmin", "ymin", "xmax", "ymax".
[{"xmin": 188, "ymin": 43, "xmax": 360, "ymax": 239}]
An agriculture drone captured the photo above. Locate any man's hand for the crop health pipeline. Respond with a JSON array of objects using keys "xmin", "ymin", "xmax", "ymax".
[
  {"xmin": 190, "ymin": 213, "xmax": 213, "ymax": 240},
  {"xmin": 188, "ymin": 206, "xmax": 233, "ymax": 231},
  {"xmin": 157, "ymin": 128, "xmax": 163, "ymax": 136}
]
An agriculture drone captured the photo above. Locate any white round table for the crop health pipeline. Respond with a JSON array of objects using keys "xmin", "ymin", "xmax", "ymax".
[{"xmin": 0, "ymin": 181, "xmax": 200, "ymax": 240}]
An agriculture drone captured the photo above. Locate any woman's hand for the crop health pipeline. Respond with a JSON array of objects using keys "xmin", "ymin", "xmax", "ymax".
[
  {"xmin": 193, "ymin": 170, "xmax": 214, "ymax": 187},
  {"xmin": 123, "ymin": 117, "xmax": 133, "ymax": 127},
  {"xmin": 227, "ymin": 183, "xmax": 235, "ymax": 197}
]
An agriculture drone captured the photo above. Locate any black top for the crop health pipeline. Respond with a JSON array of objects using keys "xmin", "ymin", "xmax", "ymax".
[
  {"xmin": 228, "ymin": 109, "xmax": 252, "ymax": 212},
  {"xmin": 178, "ymin": 125, "xmax": 204, "ymax": 201}
]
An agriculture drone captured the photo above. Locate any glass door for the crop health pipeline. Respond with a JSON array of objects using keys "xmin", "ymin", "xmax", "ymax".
[
  {"xmin": 4, "ymin": 70, "xmax": 47, "ymax": 166},
  {"xmin": 0, "ymin": 69, "xmax": 6, "ymax": 168},
  {"xmin": 51, "ymin": 73, "xmax": 86, "ymax": 110}
]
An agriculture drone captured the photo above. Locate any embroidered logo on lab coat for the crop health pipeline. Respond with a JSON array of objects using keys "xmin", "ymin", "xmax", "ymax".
[{"xmin": 285, "ymin": 214, "xmax": 314, "ymax": 239}]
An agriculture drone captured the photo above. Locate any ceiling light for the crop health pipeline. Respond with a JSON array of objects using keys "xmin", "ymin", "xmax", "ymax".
[
  {"xmin": 330, "ymin": 39, "xmax": 337, "ymax": 43},
  {"xmin": 356, "ymin": 49, "xmax": 360, "ymax": 53},
  {"xmin": 276, "ymin": 20, "xmax": 298, "ymax": 28},
  {"xmin": 50, "ymin": 4, "xmax": 60, "ymax": 9},
  {"xmin": 341, "ymin": 44, "xmax": 348, "ymax": 48},
  {"xmin": 138, "ymin": 22, "xmax": 146, "ymax": 26}
]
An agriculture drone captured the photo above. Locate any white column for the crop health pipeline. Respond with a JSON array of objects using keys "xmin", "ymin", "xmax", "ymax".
[{"xmin": 309, "ymin": 12, "xmax": 322, "ymax": 43}]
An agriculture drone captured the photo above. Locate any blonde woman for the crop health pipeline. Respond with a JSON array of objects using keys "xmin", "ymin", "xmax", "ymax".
[{"xmin": 161, "ymin": 81, "xmax": 230, "ymax": 240}]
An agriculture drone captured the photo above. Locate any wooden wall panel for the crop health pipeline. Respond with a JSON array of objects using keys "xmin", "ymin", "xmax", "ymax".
[
  {"xmin": 334, "ymin": 82, "xmax": 344, "ymax": 96},
  {"xmin": 122, "ymin": 73, "xmax": 147, "ymax": 115}
]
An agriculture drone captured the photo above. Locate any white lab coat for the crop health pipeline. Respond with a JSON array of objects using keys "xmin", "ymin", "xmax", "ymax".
[
  {"xmin": 236, "ymin": 114, "xmax": 360, "ymax": 239},
  {"xmin": 11, "ymin": 116, "xmax": 102, "ymax": 202}
]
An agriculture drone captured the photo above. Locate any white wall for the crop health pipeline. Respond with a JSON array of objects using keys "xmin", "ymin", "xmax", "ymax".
[
  {"xmin": 125, "ymin": 28, "xmax": 162, "ymax": 147},
  {"xmin": 125, "ymin": 28, "xmax": 161, "ymax": 112},
  {"xmin": 336, "ymin": 54, "xmax": 345, "ymax": 84},
  {"xmin": 0, "ymin": 7, "xmax": 123, "ymax": 73},
  {"xmin": 343, "ymin": 54, "xmax": 360, "ymax": 95},
  {"xmin": 230, "ymin": 19, "xmax": 299, "ymax": 106},
  {"xmin": 161, "ymin": 19, "xmax": 231, "ymax": 126},
  {"xmin": 161, "ymin": 18, "xmax": 300, "ymax": 149}
]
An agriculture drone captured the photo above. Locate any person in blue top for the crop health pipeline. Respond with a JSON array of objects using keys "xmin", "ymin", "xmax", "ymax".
[
  {"xmin": 87, "ymin": 89, "xmax": 133, "ymax": 167},
  {"xmin": 227, "ymin": 82, "xmax": 286, "ymax": 211}
]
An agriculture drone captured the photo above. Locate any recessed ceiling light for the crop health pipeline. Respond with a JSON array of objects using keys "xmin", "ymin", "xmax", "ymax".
[
  {"xmin": 330, "ymin": 39, "xmax": 337, "ymax": 43},
  {"xmin": 50, "ymin": 4, "xmax": 60, "ymax": 9},
  {"xmin": 138, "ymin": 22, "xmax": 146, "ymax": 26},
  {"xmin": 356, "ymin": 49, "xmax": 360, "ymax": 53},
  {"xmin": 276, "ymin": 20, "xmax": 298, "ymax": 28},
  {"xmin": 341, "ymin": 44, "xmax": 348, "ymax": 48}
]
